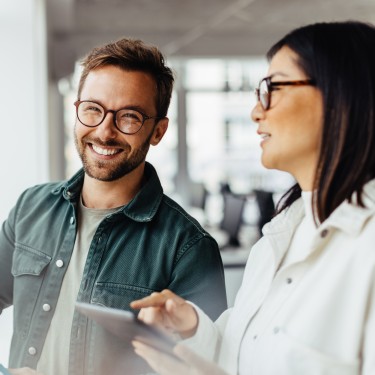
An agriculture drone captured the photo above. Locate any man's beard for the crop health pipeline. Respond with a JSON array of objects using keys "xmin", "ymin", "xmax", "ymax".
[{"xmin": 74, "ymin": 132, "xmax": 152, "ymax": 182}]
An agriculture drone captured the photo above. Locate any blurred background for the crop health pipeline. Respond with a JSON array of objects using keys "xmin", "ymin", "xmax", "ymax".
[{"xmin": 1, "ymin": 0, "xmax": 375, "ymax": 366}]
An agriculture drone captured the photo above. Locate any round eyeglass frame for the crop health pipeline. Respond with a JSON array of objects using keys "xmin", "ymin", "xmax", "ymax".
[
  {"xmin": 74, "ymin": 100, "xmax": 162, "ymax": 135},
  {"xmin": 255, "ymin": 77, "xmax": 316, "ymax": 110}
]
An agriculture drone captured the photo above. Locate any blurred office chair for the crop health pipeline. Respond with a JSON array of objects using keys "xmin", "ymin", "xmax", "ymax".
[
  {"xmin": 188, "ymin": 181, "xmax": 208, "ymax": 211},
  {"xmin": 253, "ymin": 189, "xmax": 275, "ymax": 236},
  {"xmin": 220, "ymin": 181, "xmax": 232, "ymax": 195},
  {"xmin": 186, "ymin": 181, "xmax": 209, "ymax": 225},
  {"xmin": 220, "ymin": 192, "xmax": 247, "ymax": 249}
]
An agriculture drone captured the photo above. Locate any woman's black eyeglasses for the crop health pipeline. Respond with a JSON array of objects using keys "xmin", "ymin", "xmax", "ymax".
[{"xmin": 255, "ymin": 77, "xmax": 315, "ymax": 110}]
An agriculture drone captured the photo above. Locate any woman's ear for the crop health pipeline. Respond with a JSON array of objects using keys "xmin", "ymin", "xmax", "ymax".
[{"xmin": 150, "ymin": 118, "xmax": 168, "ymax": 146}]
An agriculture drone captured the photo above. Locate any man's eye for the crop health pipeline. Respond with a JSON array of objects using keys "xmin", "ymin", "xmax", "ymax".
[
  {"xmin": 121, "ymin": 112, "xmax": 141, "ymax": 121},
  {"xmin": 87, "ymin": 106, "xmax": 102, "ymax": 112}
]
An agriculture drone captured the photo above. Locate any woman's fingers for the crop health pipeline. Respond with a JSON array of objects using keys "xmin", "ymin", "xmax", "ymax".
[
  {"xmin": 173, "ymin": 344, "xmax": 230, "ymax": 375},
  {"xmin": 131, "ymin": 290, "xmax": 198, "ymax": 337},
  {"xmin": 138, "ymin": 305, "xmax": 163, "ymax": 325},
  {"xmin": 133, "ymin": 340, "xmax": 190, "ymax": 375},
  {"xmin": 130, "ymin": 289, "xmax": 181, "ymax": 309},
  {"xmin": 132, "ymin": 341, "xmax": 231, "ymax": 375},
  {"xmin": 8, "ymin": 368, "xmax": 44, "ymax": 375},
  {"xmin": 174, "ymin": 344, "xmax": 205, "ymax": 364},
  {"xmin": 164, "ymin": 299, "xmax": 198, "ymax": 337}
]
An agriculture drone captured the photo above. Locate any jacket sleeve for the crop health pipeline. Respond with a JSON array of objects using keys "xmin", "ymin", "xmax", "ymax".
[
  {"xmin": 168, "ymin": 235, "xmax": 228, "ymax": 320},
  {"xmin": 0, "ymin": 204, "xmax": 17, "ymax": 313},
  {"xmin": 183, "ymin": 304, "xmax": 232, "ymax": 362}
]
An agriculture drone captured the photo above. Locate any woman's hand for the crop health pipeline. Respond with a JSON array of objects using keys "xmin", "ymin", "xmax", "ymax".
[
  {"xmin": 8, "ymin": 368, "xmax": 44, "ymax": 375},
  {"xmin": 130, "ymin": 289, "xmax": 198, "ymax": 338},
  {"xmin": 133, "ymin": 341, "xmax": 230, "ymax": 375}
]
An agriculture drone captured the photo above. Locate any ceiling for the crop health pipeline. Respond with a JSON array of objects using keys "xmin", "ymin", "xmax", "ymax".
[{"xmin": 46, "ymin": 0, "xmax": 375, "ymax": 81}]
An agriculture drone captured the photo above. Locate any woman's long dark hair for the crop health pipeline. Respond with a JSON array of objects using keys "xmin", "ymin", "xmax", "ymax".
[{"xmin": 269, "ymin": 21, "xmax": 375, "ymax": 223}]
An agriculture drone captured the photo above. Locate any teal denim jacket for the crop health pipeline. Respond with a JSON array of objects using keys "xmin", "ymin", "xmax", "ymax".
[{"xmin": 0, "ymin": 162, "xmax": 227, "ymax": 374}]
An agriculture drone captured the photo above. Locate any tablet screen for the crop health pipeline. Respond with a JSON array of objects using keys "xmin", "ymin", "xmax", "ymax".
[{"xmin": 75, "ymin": 302, "xmax": 177, "ymax": 356}]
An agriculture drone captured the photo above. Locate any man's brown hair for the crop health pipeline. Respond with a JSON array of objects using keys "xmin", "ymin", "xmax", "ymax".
[{"xmin": 77, "ymin": 38, "xmax": 174, "ymax": 118}]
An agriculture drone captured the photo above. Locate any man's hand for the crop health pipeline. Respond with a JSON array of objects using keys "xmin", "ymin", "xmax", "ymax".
[{"xmin": 130, "ymin": 289, "xmax": 198, "ymax": 338}]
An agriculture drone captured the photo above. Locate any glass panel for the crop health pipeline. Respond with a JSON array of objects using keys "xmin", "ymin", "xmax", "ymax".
[
  {"xmin": 146, "ymin": 92, "xmax": 178, "ymax": 194},
  {"xmin": 64, "ymin": 91, "xmax": 81, "ymax": 178},
  {"xmin": 184, "ymin": 59, "xmax": 226, "ymax": 90}
]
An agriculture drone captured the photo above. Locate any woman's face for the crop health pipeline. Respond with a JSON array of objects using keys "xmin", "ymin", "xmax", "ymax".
[{"xmin": 251, "ymin": 46, "xmax": 323, "ymax": 191}]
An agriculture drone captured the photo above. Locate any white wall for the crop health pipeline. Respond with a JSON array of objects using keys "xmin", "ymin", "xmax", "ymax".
[{"xmin": 0, "ymin": 0, "xmax": 49, "ymax": 366}]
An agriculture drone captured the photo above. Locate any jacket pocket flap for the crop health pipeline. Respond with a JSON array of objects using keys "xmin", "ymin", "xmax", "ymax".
[
  {"xmin": 12, "ymin": 244, "xmax": 51, "ymax": 276},
  {"xmin": 91, "ymin": 283, "xmax": 156, "ymax": 313}
]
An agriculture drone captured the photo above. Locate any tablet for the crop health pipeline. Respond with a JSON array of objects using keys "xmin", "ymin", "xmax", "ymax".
[
  {"xmin": 0, "ymin": 364, "xmax": 11, "ymax": 375},
  {"xmin": 75, "ymin": 302, "xmax": 177, "ymax": 356}
]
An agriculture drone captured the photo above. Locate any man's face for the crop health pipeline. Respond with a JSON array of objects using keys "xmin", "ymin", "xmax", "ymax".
[{"xmin": 74, "ymin": 65, "xmax": 167, "ymax": 181}]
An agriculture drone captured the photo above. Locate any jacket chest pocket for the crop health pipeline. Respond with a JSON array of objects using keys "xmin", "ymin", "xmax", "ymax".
[
  {"xmin": 11, "ymin": 244, "xmax": 51, "ymax": 338},
  {"xmin": 91, "ymin": 282, "xmax": 156, "ymax": 314}
]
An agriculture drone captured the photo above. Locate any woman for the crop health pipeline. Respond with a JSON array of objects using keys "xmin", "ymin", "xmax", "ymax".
[{"xmin": 131, "ymin": 21, "xmax": 375, "ymax": 375}]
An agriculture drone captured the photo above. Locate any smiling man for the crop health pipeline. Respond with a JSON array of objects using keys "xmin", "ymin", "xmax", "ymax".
[{"xmin": 0, "ymin": 38, "xmax": 227, "ymax": 375}]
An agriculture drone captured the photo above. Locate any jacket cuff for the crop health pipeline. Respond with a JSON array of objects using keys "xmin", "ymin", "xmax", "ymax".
[{"xmin": 181, "ymin": 301, "xmax": 221, "ymax": 361}]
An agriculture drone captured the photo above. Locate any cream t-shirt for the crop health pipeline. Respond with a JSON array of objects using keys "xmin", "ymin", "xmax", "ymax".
[{"xmin": 37, "ymin": 198, "xmax": 117, "ymax": 375}]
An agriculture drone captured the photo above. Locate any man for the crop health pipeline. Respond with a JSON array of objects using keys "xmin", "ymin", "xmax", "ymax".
[{"xmin": 0, "ymin": 38, "xmax": 227, "ymax": 375}]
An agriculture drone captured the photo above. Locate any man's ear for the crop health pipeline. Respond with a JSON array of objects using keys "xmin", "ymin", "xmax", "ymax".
[{"xmin": 150, "ymin": 118, "xmax": 168, "ymax": 146}]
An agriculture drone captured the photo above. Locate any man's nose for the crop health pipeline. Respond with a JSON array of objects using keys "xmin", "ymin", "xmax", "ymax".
[{"xmin": 96, "ymin": 111, "xmax": 118, "ymax": 138}]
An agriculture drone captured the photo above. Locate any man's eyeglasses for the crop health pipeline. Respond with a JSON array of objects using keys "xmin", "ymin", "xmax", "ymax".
[
  {"xmin": 74, "ymin": 100, "xmax": 162, "ymax": 135},
  {"xmin": 255, "ymin": 77, "xmax": 315, "ymax": 110}
]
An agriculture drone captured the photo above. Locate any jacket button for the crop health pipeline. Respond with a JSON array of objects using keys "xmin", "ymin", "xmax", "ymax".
[
  {"xmin": 286, "ymin": 277, "xmax": 293, "ymax": 284},
  {"xmin": 273, "ymin": 327, "xmax": 280, "ymax": 334},
  {"xmin": 28, "ymin": 347, "xmax": 37, "ymax": 355},
  {"xmin": 55, "ymin": 259, "xmax": 64, "ymax": 268},
  {"xmin": 320, "ymin": 229, "xmax": 329, "ymax": 238},
  {"xmin": 43, "ymin": 304, "xmax": 51, "ymax": 312},
  {"xmin": 70, "ymin": 216, "xmax": 75, "ymax": 225}
]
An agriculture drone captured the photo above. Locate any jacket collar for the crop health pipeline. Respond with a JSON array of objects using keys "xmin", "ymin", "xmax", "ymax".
[
  {"xmin": 263, "ymin": 178, "xmax": 375, "ymax": 240},
  {"xmin": 52, "ymin": 162, "xmax": 164, "ymax": 222},
  {"xmin": 262, "ymin": 198, "xmax": 305, "ymax": 270},
  {"xmin": 322, "ymin": 178, "xmax": 375, "ymax": 236},
  {"xmin": 119, "ymin": 162, "xmax": 164, "ymax": 222}
]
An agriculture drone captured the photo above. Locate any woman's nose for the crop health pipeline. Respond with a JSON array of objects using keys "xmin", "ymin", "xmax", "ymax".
[{"xmin": 251, "ymin": 101, "xmax": 265, "ymax": 122}]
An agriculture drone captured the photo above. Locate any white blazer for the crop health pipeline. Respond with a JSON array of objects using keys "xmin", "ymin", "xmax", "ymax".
[{"xmin": 187, "ymin": 179, "xmax": 375, "ymax": 375}]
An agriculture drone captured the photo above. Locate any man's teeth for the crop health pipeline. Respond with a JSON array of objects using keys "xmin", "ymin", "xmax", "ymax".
[
  {"xmin": 260, "ymin": 133, "xmax": 271, "ymax": 139},
  {"xmin": 92, "ymin": 144, "xmax": 119, "ymax": 155}
]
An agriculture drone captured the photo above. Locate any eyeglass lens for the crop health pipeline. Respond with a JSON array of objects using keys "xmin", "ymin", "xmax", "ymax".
[
  {"xmin": 259, "ymin": 79, "xmax": 270, "ymax": 110},
  {"xmin": 76, "ymin": 101, "xmax": 144, "ymax": 134}
]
